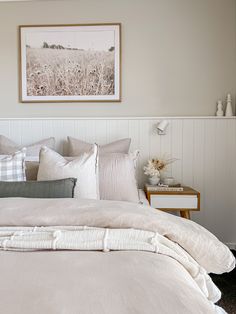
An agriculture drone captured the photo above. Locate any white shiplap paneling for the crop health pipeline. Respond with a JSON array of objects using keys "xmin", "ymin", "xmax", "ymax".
[{"xmin": 0, "ymin": 117, "xmax": 235, "ymax": 245}]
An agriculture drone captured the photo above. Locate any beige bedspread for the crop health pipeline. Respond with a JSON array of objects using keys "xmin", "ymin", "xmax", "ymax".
[{"xmin": 0, "ymin": 198, "xmax": 235, "ymax": 314}]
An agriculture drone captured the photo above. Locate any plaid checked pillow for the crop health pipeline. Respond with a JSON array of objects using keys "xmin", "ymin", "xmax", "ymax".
[{"xmin": 0, "ymin": 149, "xmax": 26, "ymax": 181}]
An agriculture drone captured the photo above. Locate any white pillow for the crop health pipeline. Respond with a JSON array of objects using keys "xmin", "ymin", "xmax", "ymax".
[
  {"xmin": 99, "ymin": 151, "xmax": 140, "ymax": 203},
  {"xmin": 0, "ymin": 149, "xmax": 26, "ymax": 181},
  {"xmin": 37, "ymin": 146, "xmax": 99, "ymax": 199}
]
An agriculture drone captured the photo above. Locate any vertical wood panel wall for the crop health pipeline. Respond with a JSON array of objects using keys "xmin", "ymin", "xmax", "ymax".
[{"xmin": 0, "ymin": 117, "xmax": 235, "ymax": 246}]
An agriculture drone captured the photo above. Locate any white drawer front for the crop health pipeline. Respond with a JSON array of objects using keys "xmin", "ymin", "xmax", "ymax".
[{"xmin": 150, "ymin": 195, "xmax": 198, "ymax": 209}]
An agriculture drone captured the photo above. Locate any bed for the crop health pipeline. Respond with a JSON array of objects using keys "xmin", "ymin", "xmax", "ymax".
[
  {"xmin": 0, "ymin": 198, "xmax": 235, "ymax": 314},
  {"xmin": 0, "ymin": 136, "xmax": 235, "ymax": 314}
]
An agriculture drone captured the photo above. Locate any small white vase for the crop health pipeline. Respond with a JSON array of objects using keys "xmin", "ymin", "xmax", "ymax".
[
  {"xmin": 148, "ymin": 176, "xmax": 160, "ymax": 185},
  {"xmin": 225, "ymin": 94, "xmax": 233, "ymax": 117},
  {"xmin": 216, "ymin": 100, "xmax": 224, "ymax": 116}
]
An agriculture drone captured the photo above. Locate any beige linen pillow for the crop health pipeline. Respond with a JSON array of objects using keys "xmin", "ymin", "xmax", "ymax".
[
  {"xmin": 67, "ymin": 137, "xmax": 131, "ymax": 156},
  {"xmin": 99, "ymin": 151, "xmax": 140, "ymax": 203},
  {"xmin": 25, "ymin": 161, "xmax": 39, "ymax": 181},
  {"xmin": 0, "ymin": 135, "xmax": 55, "ymax": 156},
  {"xmin": 37, "ymin": 146, "xmax": 99, "ymax": 199}
]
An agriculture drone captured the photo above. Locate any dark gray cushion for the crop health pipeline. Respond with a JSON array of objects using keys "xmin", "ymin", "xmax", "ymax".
[{"xmin": 0, "ymin": 178, "xmax": 77, "ymax": 198}]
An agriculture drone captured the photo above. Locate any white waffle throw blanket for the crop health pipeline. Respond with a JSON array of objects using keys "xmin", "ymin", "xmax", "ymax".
[{"xmin": 0, "ymin": 225, "xmax": 220, "ymax": 304}]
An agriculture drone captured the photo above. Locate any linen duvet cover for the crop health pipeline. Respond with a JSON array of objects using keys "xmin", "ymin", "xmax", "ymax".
[{"xmin": 0, "ymin": 198, "xmax": 235, "ymax": 314}]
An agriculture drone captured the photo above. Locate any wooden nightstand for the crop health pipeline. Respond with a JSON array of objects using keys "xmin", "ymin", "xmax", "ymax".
[{"xmin": 144, "ymin": 186, "xmax": 200, "ymax": 219}]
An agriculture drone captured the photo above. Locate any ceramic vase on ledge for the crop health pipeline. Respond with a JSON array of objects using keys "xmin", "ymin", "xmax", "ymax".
[
  {"xmin": 225, "ymin": 94, "xmax": 233, "ymax": 117},
  {"xmin": 148, "ymin": 176, "xmax": 160, "ymax": 185}
]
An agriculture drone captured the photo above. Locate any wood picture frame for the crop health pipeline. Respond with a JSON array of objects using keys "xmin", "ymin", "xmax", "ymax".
[{"xmin": 19, "ymin": 23, "xmax": 121, "ymax": 103}]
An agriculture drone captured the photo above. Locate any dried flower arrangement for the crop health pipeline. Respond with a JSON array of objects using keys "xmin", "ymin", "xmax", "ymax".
[{"xmin": 144, "ymin": 156, "xmax": 177, "ymax": 178}]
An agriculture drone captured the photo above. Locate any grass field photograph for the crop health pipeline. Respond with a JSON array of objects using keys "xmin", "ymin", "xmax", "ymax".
[{"xmin": 20, "ymin": 24, "xmax": 121, "ymax": 102}]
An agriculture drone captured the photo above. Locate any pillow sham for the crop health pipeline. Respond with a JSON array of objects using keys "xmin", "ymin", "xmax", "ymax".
[
  {"xmin": 37, "ymin": 146, "xmax": 99, "ymax": 199},
  {"xmin": 0, "ymin": 149, "xmax": 26, "ymax": 181},
  {"xmin": 0, "ymin": 135, "xmax": 55, "ymax": 156},
  {"xmin": 99, "ymin": 151, "xmax": 140, "ymax": 203},
  {"xmin": 67, "ymin": 137, "xmax": 131, "ymax": 156},
  {"xmin": 0, "ymin": 178, "xmax": 76, "ymax": 198}
]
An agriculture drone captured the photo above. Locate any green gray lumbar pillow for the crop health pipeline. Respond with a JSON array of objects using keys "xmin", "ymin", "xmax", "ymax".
[{"xmin": 0, "ymin": 178, "xmax": 77, "ymax": 198}]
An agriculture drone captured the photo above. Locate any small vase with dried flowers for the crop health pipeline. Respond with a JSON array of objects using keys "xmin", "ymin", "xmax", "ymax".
[{"xmin": 144, "ymin": 156, "xmax": 177, "ymax": 185}]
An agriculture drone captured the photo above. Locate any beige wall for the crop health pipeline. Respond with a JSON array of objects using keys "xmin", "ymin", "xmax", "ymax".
[{"xmin": 0, "ymin": 0, "xmax": 236, "ymax": 117}]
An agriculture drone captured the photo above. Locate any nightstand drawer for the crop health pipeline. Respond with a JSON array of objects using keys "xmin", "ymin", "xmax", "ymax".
[{"xmin": 150, "ymin": 195, "xmax": 198, "ymax": 209}]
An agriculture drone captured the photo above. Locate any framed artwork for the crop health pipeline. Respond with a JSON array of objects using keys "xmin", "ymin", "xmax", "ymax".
[{"xmin": 19, "ymin": 23, "xmax": 121, "ymax": 102}]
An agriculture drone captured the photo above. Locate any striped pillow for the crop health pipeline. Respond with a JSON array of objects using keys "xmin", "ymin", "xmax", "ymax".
[{"xmin": 0, "ymin": 149, "xmax": 26, "ymax": 181}]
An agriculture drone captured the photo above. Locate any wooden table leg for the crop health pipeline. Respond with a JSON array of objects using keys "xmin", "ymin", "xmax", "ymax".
[{"xmin": 180, "ymin": 210, "xmax": 190, "ymax": 219}]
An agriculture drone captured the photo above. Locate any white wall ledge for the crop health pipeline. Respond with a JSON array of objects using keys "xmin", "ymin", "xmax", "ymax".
[{"xmin": 0, "ymin": 116, "xmax": 235, "ymax": 120}]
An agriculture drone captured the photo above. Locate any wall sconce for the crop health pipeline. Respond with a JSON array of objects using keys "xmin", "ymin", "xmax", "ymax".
[{"xmin": 156, "ymin": 120, "xmax": 169, "ymax": 135}]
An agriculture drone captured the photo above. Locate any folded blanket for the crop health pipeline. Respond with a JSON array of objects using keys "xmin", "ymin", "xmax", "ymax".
[
  {"xmin": 0, "ymin": 198, "xmax": 234, "ymax": 275},
  {"xmin": 0, "ymin": 225, "xmax": 222, "ymax": 303}
]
